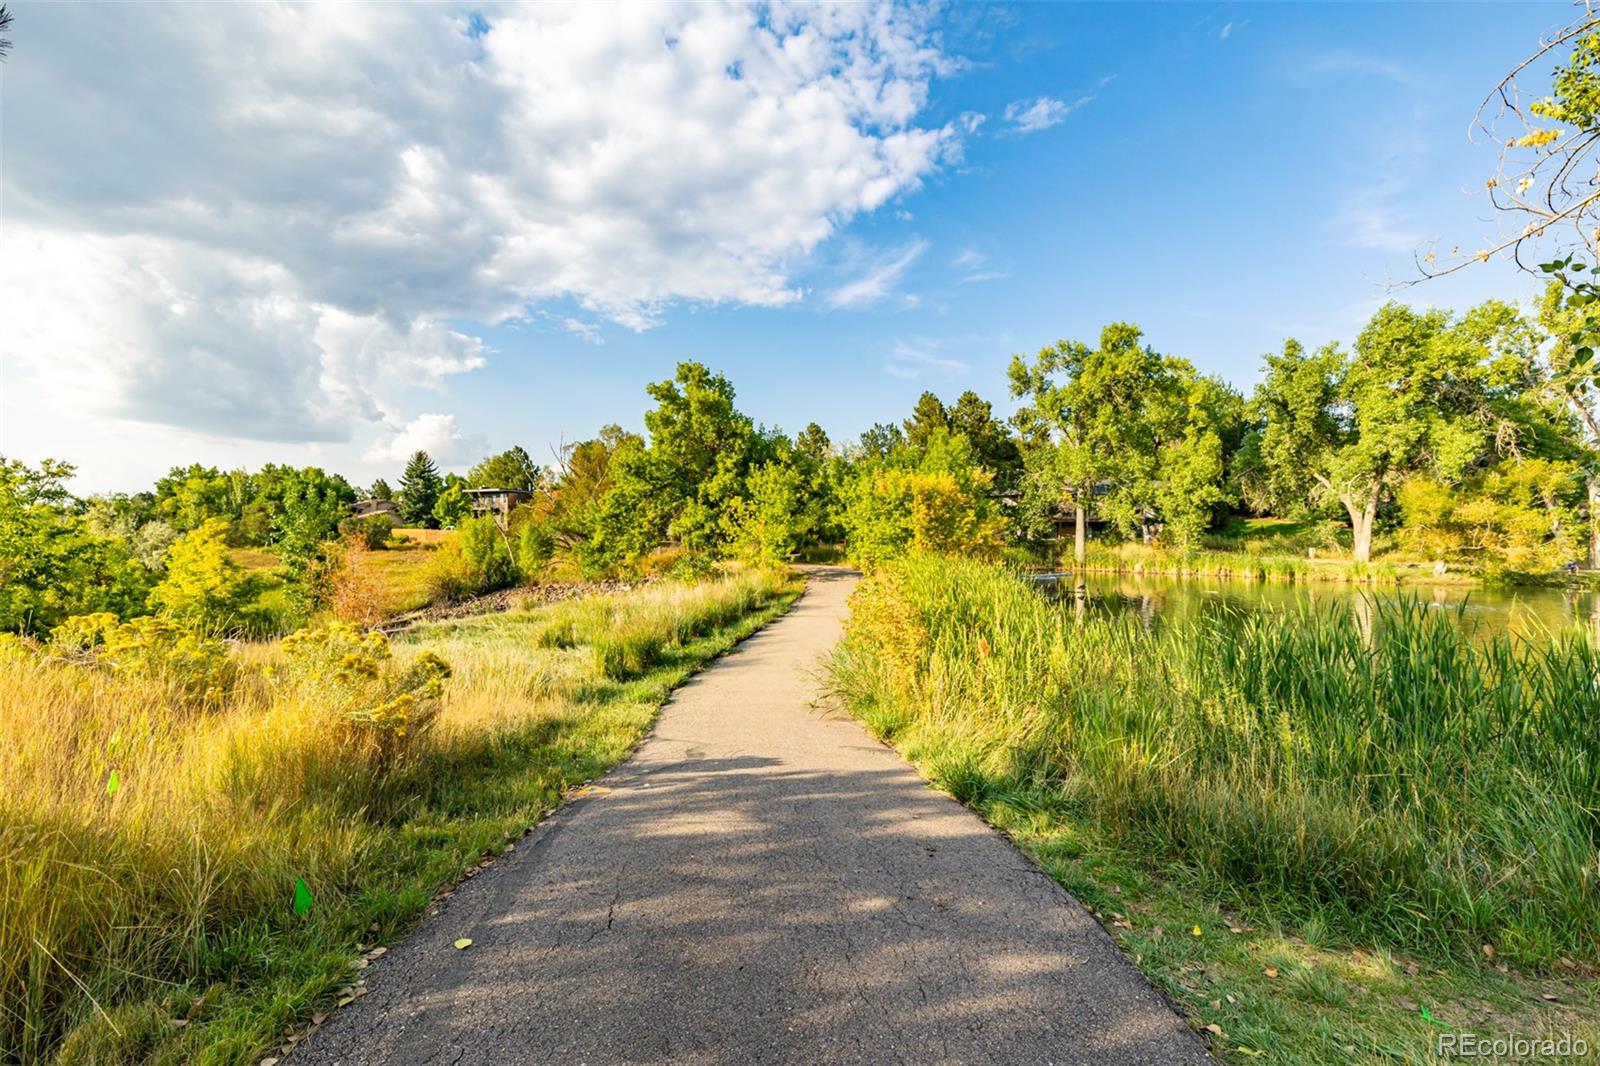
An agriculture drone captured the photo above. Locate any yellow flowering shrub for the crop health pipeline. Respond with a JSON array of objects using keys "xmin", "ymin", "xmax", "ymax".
[
  {"xmin": 276, "ymin": 620, "xmax": 452, "ymax": 764},
  {"xmin": 48, "ymin": 612, "xmax": 236, "ymax": 707}
]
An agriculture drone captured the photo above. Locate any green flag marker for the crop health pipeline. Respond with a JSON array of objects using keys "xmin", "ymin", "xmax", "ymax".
[
  {"xmin": 1419, "ymin": 1005, "xmax": 1450, "ymax": 1028},
  {"xmin": 293, "ymin": 876, "xmax": 313, "ymax": 916},
  {"xmin": 105, "ymin": 770, "xmax": 120, "ymax": 796}
]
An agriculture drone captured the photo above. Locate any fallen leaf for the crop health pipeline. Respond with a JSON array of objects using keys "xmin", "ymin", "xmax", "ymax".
[
  {"xmin": 336, "ymin": 997, "xmax": 354, "ymax": 1008},
  {"xmin": 1397, "ymin": 998, "xmax": 1419, "ymax": 1013},
  {"xmin": 312, "ymin": 1012, "xmax": 328, "ymax": 1026},
  {"xmin": 1228, "ymin": 925, "xmax": 1244, "ymax": 934},
  {"xmin": 1482, "ymin": 944, "xmax": 1498, "ymax": 960},
  {"xmin": 260, "ymin": 1059, "xmax": 279, "ymax": 1066},
  {"xmin": 1226, "ymin": 994, "xmax": 1237, "ymax": 1004},
  {"xmin": 1205, "ymin": 1023, "xmax": 1223, "ymax": 1036},
  {"xmin": 454, "ymin": 938, "xmax": 473, "ymax": 950},
  {"xmin": 1235, "ymin": 1047, "xmax": 1264, "ymax": 1057},
  {"xmin": 1192, "ymin": 925, "xmax": 1203, "ymax": 938},
  {"xmin": 1263, "ymin": 967, "xmax": 1279, "ymax": 978},
  {"xmin": 1540, "ymin": 993, "xmax": 1559, "ymax": 1002}
]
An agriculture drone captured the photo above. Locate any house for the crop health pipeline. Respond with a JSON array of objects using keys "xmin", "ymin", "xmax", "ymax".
[
  {"xmin": 351, "ymin": 498, "xmax": 400, "ymax": 519},
  {"xmin": 465, "ymin": 487, "xmax": 534, "ymax": 527}
]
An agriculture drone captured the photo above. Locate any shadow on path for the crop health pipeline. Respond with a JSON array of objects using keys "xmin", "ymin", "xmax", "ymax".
[{"xmin": 294, "ymin": 566, "xmax": 1209, "ymax": 1066}]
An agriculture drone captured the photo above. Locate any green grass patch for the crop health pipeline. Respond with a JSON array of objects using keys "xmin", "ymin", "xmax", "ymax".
[{"xmin": 828, "ymin": 554, "xmax": 1600, "ymax": 1063}]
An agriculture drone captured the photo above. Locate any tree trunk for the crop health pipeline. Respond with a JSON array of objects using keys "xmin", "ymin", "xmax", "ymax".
[
  {"xmin": 1589, "ymin": 470, "xmax": 1600, "ymax": 571},
  {"xmin": 1343, "ymin": 482, "xmax": 1382, "ymax": 564},
  {"xmin": 1074, "ymin": 494, "xmax": 1087, "ymax": 566}
]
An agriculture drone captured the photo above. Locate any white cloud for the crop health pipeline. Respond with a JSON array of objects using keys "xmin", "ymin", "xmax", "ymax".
[
  {"xmin": 1, "ymin": 1, "xmax": 963, "ymax": 447},
  {"xmin": 1002, "ymin": 79, "xmax": 1111, "ymax": 136},
  {"xmin": 0, "ymin": 225, "xmax": 486, "ymax": 441},
  {"xmin": 560, "ymin": 318, "xmax": 605, "ymax": 346},
  {"xmin": 826, "ymin": 239, "xmax": 930, "ymax": 308},
  {"xmin": 1004, "ymin": 97, "xmax": 1071, "ymax": 134},
  {"xmin": 363, "ymin": 413, "xmax": 486, "ymax": 466}
]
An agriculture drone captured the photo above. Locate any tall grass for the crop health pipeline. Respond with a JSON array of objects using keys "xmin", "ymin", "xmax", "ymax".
[
  {"xmin": 534, "ymin": 567, "xmax": 793, "ymax": 679},
  {"xmin": 0, "ymin": 568, "xmax": 798, "ymax": 1063},
  {"xmin": 1072, "ymin": 542, "xmax": 1416, "ymax": 585},
  {"xmin": 830, "ymin": 555, "xmax": 1600, "ymax": 967}
]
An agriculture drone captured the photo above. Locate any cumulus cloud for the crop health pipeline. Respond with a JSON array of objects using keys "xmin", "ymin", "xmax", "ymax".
[
  {"xmin": 363, "ymin": 413, "xmax": 486, "ymax": 466},
  {"xmin": 1, "ymin": 1, "xmax": 962, "ymax": 444}
]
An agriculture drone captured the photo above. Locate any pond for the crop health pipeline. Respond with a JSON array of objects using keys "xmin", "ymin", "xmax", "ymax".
[{"xmin": 1029, "ymin": 571, "xmax": 1600, "ymax": 644}]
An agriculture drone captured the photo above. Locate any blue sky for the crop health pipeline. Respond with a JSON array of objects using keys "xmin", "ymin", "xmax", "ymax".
[{"xmin": 0, "ymin": 2, "xmax": 1570, "ymax": 491}]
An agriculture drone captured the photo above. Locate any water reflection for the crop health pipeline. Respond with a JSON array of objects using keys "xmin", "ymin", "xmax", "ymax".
[{"xmin": 1029, "ymin": 571, "xmax": 1600, "ymax": 644}]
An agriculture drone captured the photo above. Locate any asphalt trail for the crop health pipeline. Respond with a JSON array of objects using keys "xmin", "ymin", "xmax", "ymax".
[{"xmin": 294, "ymin": 566, "xmax": 1209, "ymax": 1066}]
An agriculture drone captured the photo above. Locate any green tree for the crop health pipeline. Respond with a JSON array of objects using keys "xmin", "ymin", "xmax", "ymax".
[
  {"xmin": 948, "ymin": 390, "xmax": 1024, "ymax": 492},
  {"xmin": 723, "ymin": 461, "xmax": 804, "ymax": 564},
  {"xmin": 397, "ymin": 451, "xmax": 443, "ymax": 528},
  {"xmin": 432, "ymin": 481, "xmax": 470, "ymax": 529},
  {"xmin": 903, "ymin": 391, "xmax": 950, "ymax": 452},
  {"xmin": 1253, "ymin": 302, "xmax": 1538, "ymax": 562},
  {"xmin": 591, "ymin": 362, "xmax": 756, "ymax": 569},
  {"xmin": 1008, "ymin": 326, "xmax": 1138, "ymax": 564},
  {"xmin": 153, "ymin": 464, "xmax": 237, "ymax": 533},
  {"xmin": 468, "ymin": 445, "xmax": 541, "ymax": 492},
  {"xmin": 369, "ymin": 478, "xmax": 394, "ymax": 501},
  {"xmin": 0, "ymin": 458, "xmax": 153, "ymax": 633},
  {"xmin": 858, "ymin": 422, "xmax": 906, "ymax": 459},
  {"xmin": 841, "ymin": 430, "xmax": 1003, "ymax": 570},
  {"xmin": 273, "ymin": 467, "xmax": 357, "ymax": 567},
  {"xmin": 149, "ymin": 518, "xmax": 265, "ymax": 634}
]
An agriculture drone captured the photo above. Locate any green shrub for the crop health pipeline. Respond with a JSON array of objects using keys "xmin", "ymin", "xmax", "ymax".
[
  {"xmin": 338, "ymin": 513, "xmax": 396, "ymax": 550},
  {"xmin": 459, "ymin": 516, "xmax": 518, "ymax": 590},
  {"xmin": 517, "ymin": 519, "xmax": 555, "ymax": 576},
  {"xmin": 422, "ymin": 518, "xmax": 518, "ymax": 602},
  {"xmin": 149, "ymin": 518, "xmax": 268, "ymax": 634}
]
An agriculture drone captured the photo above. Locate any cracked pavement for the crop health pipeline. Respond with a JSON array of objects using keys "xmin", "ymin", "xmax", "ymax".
[{"xmin": 292, "ymin": 566, "xmax": 1211, "ymax": 1066}]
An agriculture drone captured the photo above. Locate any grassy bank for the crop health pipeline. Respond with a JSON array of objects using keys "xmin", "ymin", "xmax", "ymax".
[
  {"xmin": 1070, "ymin": 542, "xmax": 1439, "ymax": 586},
  {"xmin": 828, "ymin": 555, "xmax": 1600, "ymax": 1062},
  {"xmin": 1042, "ymin": 516, "xmax": 1582, "ymax": 587},
  {"xmin": 1, "ymin": 567, "xmax": 800, "ymax": 1064}
]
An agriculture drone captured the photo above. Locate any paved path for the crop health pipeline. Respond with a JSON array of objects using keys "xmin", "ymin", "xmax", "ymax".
[{"xmin": 295, "ymin": 567, "xmax": 1209, "ymax": 1066}]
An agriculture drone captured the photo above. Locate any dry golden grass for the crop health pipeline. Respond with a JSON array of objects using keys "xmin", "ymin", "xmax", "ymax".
[{"xmin": 0, "ymin": 568, "xmax": 799, "ymax": 1063}]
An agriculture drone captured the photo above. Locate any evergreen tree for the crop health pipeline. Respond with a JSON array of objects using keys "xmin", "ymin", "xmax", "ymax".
[
  {"xmin": 397, "ymin": 451, "xmax": 443, "ymax": 528},
  {"xmin": 369, "ymin": 478, "xmax": 393, "ymax": 501},
  {"xmin": 903, "ymin": 391, "xmax": 950, "ymax": 452}
]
